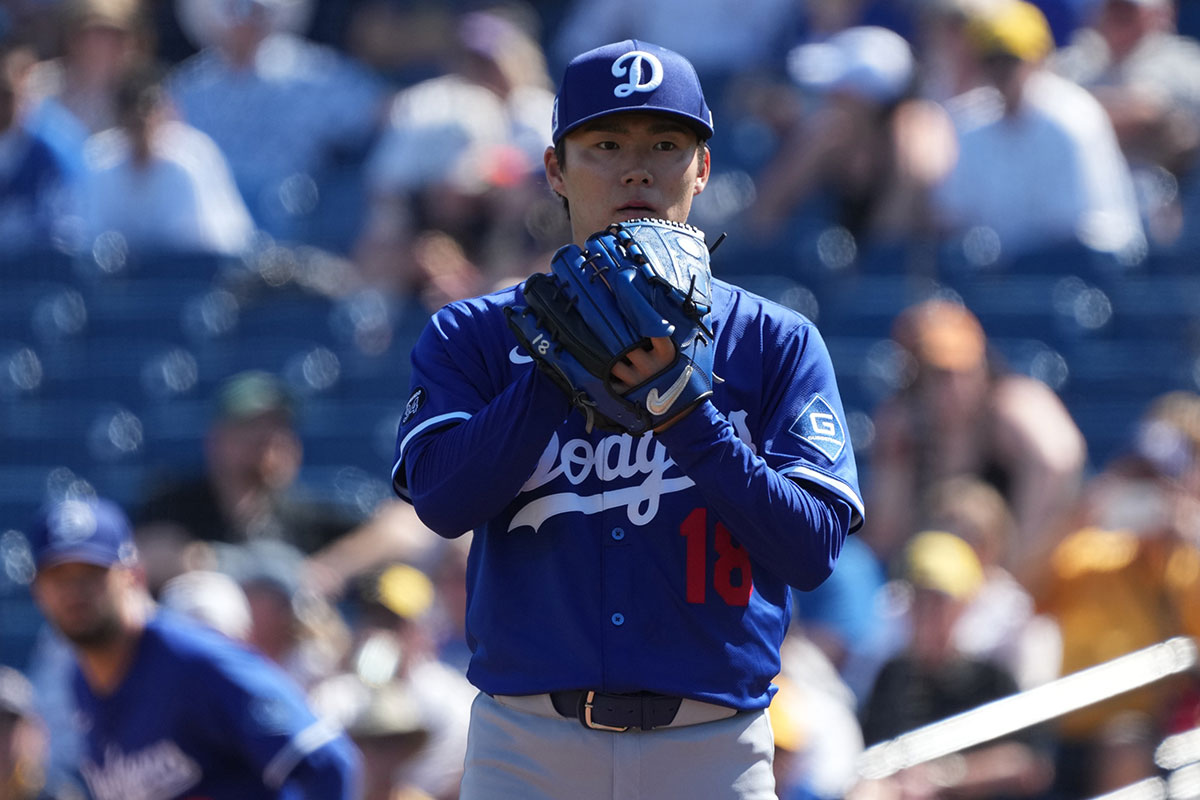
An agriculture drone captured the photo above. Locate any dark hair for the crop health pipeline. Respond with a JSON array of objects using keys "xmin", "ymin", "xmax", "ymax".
[{"xmin": 115, "ymin": 62, "xmax": 169, "ymax": 122}]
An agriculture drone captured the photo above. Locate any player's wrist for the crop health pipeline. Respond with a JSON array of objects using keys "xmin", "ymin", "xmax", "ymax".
[{"xmin": 652, "ymin": 397, "xmax": 721, "ymax": 439}]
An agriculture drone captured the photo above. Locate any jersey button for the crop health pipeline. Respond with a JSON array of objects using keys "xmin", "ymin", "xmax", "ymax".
[
  {"xmin": 610, "ymin": 613, "xmax": 625, "ymax": 626},
  {"xmin": 611, "ymin": 528, "xmax": 625, "ymax": 541}
]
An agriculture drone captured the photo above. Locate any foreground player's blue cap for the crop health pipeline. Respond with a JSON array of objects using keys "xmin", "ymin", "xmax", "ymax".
[
  {"xmin": 551, "ymin": 39, "xmax": 714, "ymax": 143},
  {"xmin": 27, "ymin": 497, "xmax": 137, "ymax": 570}
]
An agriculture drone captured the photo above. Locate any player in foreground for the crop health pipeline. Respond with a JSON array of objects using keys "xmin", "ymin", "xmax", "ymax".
[
  {"xmin": 392, "ymin": 39, "xmax": 864, "ymax": 799},
  {"xmin": 26, "ymin": 496, "xmax": 362, "ymax": 800}
]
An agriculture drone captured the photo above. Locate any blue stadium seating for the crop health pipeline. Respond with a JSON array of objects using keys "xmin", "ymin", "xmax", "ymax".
[{"xmin": 2, "ymin": 235, "xmax": 1198, "ymax": 563}]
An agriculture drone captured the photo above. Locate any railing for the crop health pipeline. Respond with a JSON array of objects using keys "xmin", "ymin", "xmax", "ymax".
[{"xmin": 857, "ymin": 637, "xmax": 1200, "ymax": 797}]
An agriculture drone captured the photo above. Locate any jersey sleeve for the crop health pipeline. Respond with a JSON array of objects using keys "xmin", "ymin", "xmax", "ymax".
[
  {"xmin": 391, "ymin": 300, "xmax": 503, "ymax": 498},
  {"xmin": 754, "ymin": 313, "xmax": 865, "ymax": 527},
  {"xmin": 190, "ymin": 632, "xmax": 357, "ymax": 793},
  {"xmin": 390, "ymin": 289, "xmax": 572, "ymax": 535}
]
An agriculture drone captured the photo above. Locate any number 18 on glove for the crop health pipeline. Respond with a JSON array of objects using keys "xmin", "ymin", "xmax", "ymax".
[{"xmin": 505, "ymin": 218, "xmax": 717, "ymax": 435}]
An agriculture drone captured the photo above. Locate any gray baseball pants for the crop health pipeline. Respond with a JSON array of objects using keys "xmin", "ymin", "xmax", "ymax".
[{"xmin": 458, "ymin": 691, "xmax": 778, "ymax": 800}]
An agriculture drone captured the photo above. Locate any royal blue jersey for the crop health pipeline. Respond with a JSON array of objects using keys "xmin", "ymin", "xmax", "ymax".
[
  {"xmin": 72, "ymin": 611, "xmax": 360, "ymax": 800},
  {"xmin": 393, "ymin": 277, "xmax": 864, "ymax": 710}
]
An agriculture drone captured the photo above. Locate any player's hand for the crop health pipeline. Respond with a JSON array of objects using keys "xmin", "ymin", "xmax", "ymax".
[
  {"xmin": 506, "ymin": 219, "xmax": 715, "ymax": 434},
  {"xmin": 610, "ymin": 337, "xmax": 676, "ymax": 392},
  {"xmin": 611, "ymin": 337, "xmax": 699, "ymax": 431}
]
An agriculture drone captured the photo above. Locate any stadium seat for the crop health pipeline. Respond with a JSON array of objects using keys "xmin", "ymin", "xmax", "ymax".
[
  {"xmin": 225, "ymin": 288, "xmax": 339, "ymax": 344},
  {"xmin": 815, "ymin": 273, "xmax": 936, "ymax": 339}
]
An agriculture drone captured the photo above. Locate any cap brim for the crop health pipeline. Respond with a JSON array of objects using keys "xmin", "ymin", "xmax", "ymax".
[
  {"xmin": 36, "ymin": 546, "xmax": 125, "ymax": 570},
  {"xmin": 556, "ymin": 107, "xmax": 713, "ymax": 144}
]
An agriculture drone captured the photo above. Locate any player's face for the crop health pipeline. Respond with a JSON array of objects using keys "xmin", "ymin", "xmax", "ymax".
[
  {"xmin": 545, "ymin": 112, "xmax": 710, "ymax": 245},
  {"xmin": 32, "ymin": 562, "xmax": 127, "ymax": 648}
]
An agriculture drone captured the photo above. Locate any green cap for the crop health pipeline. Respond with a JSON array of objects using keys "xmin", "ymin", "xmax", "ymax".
[{"xmin": 214, "ymin": 370, "xmax": 294, "ymax": 422}]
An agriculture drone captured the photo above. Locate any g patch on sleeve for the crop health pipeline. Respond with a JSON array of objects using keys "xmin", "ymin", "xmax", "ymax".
[
  {"xmin": 401, "ymin": 387, "xmax": 427, "ymax": 427},
  {"xmin": 787, "ymin": 395, "xmax": 846, "ymax": 461}
]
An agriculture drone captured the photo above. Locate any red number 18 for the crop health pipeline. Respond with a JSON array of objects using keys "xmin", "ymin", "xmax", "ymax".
[{"xmin": 680, "ymin": 508, "xmax": 753, "ymax": 606}]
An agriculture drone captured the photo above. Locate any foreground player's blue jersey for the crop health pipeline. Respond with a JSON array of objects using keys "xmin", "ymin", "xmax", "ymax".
[
  {"xmin": 72, "ymin": 611, "xmax": 354, "ymax": 800},
  {"xmin": 393, "ymin": 277, "xmax": 864, "ymax": 710}
]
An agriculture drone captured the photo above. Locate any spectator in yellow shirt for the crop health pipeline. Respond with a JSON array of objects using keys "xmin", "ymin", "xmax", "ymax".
[{"xmin": 1032, "ymin": 390, "xmax": 1200, "ymax": 798}]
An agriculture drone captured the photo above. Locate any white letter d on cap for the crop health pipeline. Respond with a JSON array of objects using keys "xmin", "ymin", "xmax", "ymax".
[{"xmin": 612, "ymin": 51, "xmax": 663, "ymax": 98}]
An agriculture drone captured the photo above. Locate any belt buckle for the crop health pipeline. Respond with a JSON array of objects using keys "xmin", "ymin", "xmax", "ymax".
[{"xmin": 581, "ymin": 690, "xmax": 629, "ymax": 732}]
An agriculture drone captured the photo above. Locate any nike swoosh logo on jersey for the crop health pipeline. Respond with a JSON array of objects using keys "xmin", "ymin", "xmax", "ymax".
[
  {"xmin": 645, "ymin": 365, "xmax": 693, "ymax": 415},
  {"xmin": 510, "ymin": 346, "xmax": 533, "ymax": 365}
]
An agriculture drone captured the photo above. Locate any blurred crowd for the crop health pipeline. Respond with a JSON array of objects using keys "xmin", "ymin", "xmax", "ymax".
[
  {"xmin": 2, "ymin": 0, "xmax": 1199, "ymax": 294},
  {"xmin": 3, "ymin": 0, "xmax": 1200, "ymax": 798}
]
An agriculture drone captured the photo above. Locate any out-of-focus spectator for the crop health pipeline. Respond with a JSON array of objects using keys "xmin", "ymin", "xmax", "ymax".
[
  {"xmin": 772, "ymin": 633, "xmax": 865, "ymax": 800},
  {"xmin": 174, "ymin": 0, "xmax": 315, "ymax": 46},
  {"xmin": 551, "ymin": 0, "xmax": 799, "ymax": 88},
  {"xmin": 791, "ymin": 534, "xmax": 891, "ymax": 705},
  {"xmin": 132, "ymin": 370, "xmax": 365, "ymax": 591},
  {"xmin": 925, "ymin": 476, "xmax": 1062, "ymax": 690},
  {"xmin": 0, "ymin": 42, "xmax": 70, "ymax": 253},
  {"xmin": 312, "ymin": 674, "xmax": 434, "ymax": 800},
  {"xmin": 423, "ymin": 533, "xmax": 472, "ymax": 675},
  {"xmin": 0, "ymin": 2, "xmax": 66, "ymax": 58},
  {"xmin": 1030, "ymin": 390, "xmax": 1200, "ymax": 798},
  {"xmin": 158, "ymin": 567, "xmax": 253, "ymax": 641},
  {"xmin": 75, "ymin": 62, "xmax": 255, "ymax": 256},
  {"xmin": 852, "ymin": 531, "xmax": 1055, "ymax": 800},
  {"xmin": 1051, "ymin": 0, "xmax": 1200, "ymax": 245},
  {"xmin": 222, "ymin": 540, "xmax": 352, "ymax": 692},
  {"xmin": 915, "ymin": 0, "xmax": 992, "ymax": 104},
  {"xmin": 167, "ymin": 0, "xmax": 385, "ymax": 242},
  {"xmin": 302, "ymin": 496, "xmax": 445, "ymax": 603},
  {"xmin": 134, "ymin": 369, "xmax": 446, "ymax": 605},
  {"xmin": 863, "ymin": 299, "xmax": 1087, "ymax": 576},
  {"xmin": 744, "ymin": 25, "xmax": 957, "ymax": 252},
  {"xmin": 25, "ymin": 0, "xmax": 148, "ymax": 183},
  {"xmin": 0, "ymin": 666, "xmax": 52, "ymax": 800},
  {"xmin": 930, "ymin": 0, "xmax": 1146, "ymax": 261},
  {"xmin": 828, "ymin": 477, "xmax": 1060, "ymax": 720},
  {"xmin": 355, "ymin": 6, "xmax": 561, "ymax": 309},
  {"xmin": 912, "ymin": 0, "xmax": 1087, "ymax": 101},
  {"xmin": 788, "ymin": 0, "xmax": 918, "ymax": 44},
  {"xmin": 345, "ymin": 563, "xmax": 474, "ymax": 800},
  {"xmin": 337, "ymin": 1, "xmax": 460, "ymax": 85}
]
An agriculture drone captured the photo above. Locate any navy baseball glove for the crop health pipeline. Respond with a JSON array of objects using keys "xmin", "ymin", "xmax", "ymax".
[{"xmin": 505, "ymin": 218, "xmax": 716, "ymax": 434}]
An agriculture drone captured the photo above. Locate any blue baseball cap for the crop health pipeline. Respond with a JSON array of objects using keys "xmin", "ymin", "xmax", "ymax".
[
  {"xmin": 551, "ymin": 39, "xmax": 714, "ymax": 144},
  {"xmin": 27, "ymin": 498, "xmax": 137, "ymax": 570}
]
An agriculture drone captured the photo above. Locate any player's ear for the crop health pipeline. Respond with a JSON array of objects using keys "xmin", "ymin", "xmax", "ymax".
[
  {"xmin": 544, "ymin": 145, "xmax": 566, "ymax": 195},
  {"xmin": 692, "ymin": 144, "xmax": 710, "ymax": 196}
]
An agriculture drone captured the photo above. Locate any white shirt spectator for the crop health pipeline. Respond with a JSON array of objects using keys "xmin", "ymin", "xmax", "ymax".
[
  {"xmin": 933, "ymin": 69, "xmax": 1145, "ymax": 258},
  {"xmin": 168, "ymin": 32, "xmax": 382, "ymax": 239},
  {"xmin": 953, "ymin": 566, "xmax": 1063, "ymax": 690},
  {"xmin": 401, "ymin": 657, "xmax": 475, "ymax": 800},
  {"xmin": 80, "ymin": 119, "xmax": 255, "ymax": 255},
  {"xmin": 365, "ymin": 72, "xmax": 554, "ymax": 197},
  {"xmin": 1054, "ymin": 27, "xmax": 1200, "ymax": 120}
]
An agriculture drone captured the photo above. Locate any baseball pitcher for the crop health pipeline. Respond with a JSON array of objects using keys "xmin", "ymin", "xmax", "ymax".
[{"xmin": 392, "ymin": 39, "xmax": 864, "ymax": 800}]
